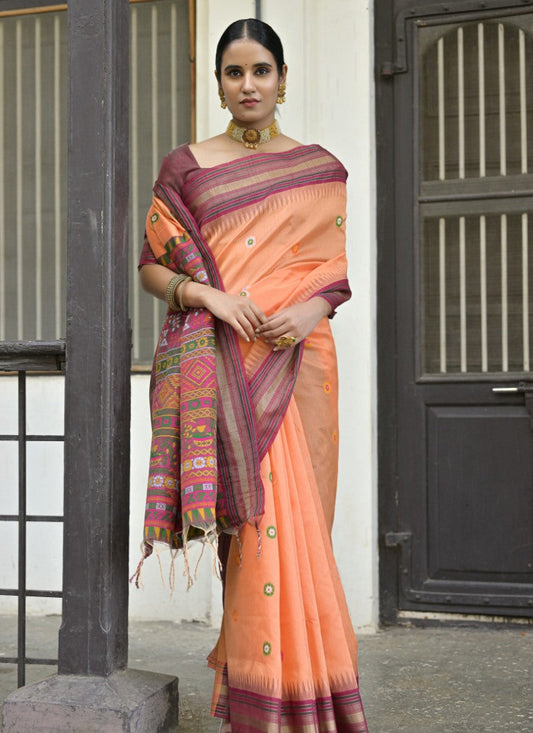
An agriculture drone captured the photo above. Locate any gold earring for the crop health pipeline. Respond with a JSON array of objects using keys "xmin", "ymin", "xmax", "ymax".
[
  {"xmin": 218, "ymin": 88, "xmax": 227, "ymax": 109},
  {"xmin": 276, "ymin": 82, "xmax": 286, "ymax": 104}
]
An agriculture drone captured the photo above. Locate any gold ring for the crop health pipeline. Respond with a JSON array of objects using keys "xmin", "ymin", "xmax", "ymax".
[{"xmin": 275, "ymin": 335, "xmax": 296, "ymax": 349}]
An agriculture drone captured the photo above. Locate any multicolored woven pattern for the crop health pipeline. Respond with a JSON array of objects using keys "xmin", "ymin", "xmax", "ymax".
[
  {"xmin": 211, "ymin": 670, "xmax": 368, "ymax": 731},
  {"xmin": 144, "ymin": 307, "xmax": 217, "ymax": 548}
]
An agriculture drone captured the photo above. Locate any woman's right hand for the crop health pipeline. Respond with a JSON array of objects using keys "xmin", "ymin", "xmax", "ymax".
[
  {"xmin": 186, "ymin": 282, "xmax": 267, "ymax": 342},
  {"xmin": 139, "ymin": 264, "xmax": 266, "ymax": 342}
]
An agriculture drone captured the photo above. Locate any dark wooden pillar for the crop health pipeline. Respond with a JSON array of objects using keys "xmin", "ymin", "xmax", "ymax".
[
  {"xmin": 1, "ymin": 3, "xmax": 178, "ymax": 727},
  {"xmin": 58, "ymin": 0, "xmax": 131, "ymax": 677}
]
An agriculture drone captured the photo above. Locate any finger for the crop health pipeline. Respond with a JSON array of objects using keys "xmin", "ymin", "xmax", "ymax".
[
  {"xmin": 236, "ymin": 312, "xmax": 258, "ymax": 342},
  {"xmin": 232, "ymin": 322, "xmax": 251, "ymax": 342},
  {"xmin": 237, "ymin": 304, "xmax": 263, "ymax": 336},
  {"xmin": 255, "ymin": 316, "xmax": 287, "ymax": 336},
  {"xmin": 241, "ymin": 306, "xmax": 264, "ymax": 333},
  {"xmin": 259, "ymin": 324, "xmax": 292, "ymax": 342},
  {"xmin": 248, "ymin": 301, "xmax": 267, "ymax": 324}
]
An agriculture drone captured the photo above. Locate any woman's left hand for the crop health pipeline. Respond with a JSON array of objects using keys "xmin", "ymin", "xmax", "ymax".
[{"xmin": 255, "ymin": 298, "xmax": 332, "ymax": 350}]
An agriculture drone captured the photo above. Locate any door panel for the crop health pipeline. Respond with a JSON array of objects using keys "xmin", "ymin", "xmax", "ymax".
[
  {"xmin": 427, "ymin": 405, "xmax": 533, "ymax": 578},
  {"xmin": 377, "ymin": 1, "xmax": 533, "ymax": 621}
]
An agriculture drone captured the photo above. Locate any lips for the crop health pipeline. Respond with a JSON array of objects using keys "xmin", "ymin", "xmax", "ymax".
[{"xmin": 241, "ymin": 99, "xmax": 259, "ymax": 106}]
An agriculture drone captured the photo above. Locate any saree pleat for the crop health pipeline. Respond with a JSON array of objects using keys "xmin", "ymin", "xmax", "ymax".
[
  {"xmin": 139, "ymin": 144, "xmax": 368, "ymax": 731},
  {"xmin": 208, "ymin": 400, "xmax": 366, "ymax": 731}
]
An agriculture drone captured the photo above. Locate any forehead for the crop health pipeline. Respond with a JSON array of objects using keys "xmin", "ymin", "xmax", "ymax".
[{"xmin": 221, "ymin": 38, "xmax": 276, "ymax": 67}]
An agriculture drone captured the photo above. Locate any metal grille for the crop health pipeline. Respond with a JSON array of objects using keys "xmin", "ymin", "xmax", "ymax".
[
  {"xmin": 0, "ymin": 341, "xmax": 65, "ymax": 687},
  {"xmin": 0, "ymin": 0, "xmax": 191, "ymax": 365},
  {"xmin": 419, "ymin": 17, "xmax": 533, "ymax": 375},
  {"xmin": 0, "ymin": 12, "xmax": 67, "ymax": 344},
  {"xmin": 130, "ymin": 0, "xmax": 191, "ymax": 362}
]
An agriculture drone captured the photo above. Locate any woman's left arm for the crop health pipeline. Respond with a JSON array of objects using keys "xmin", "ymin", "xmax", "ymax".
[{"xmin": 255, "ymin": 297, "xmax": 332, "ymax": 350}]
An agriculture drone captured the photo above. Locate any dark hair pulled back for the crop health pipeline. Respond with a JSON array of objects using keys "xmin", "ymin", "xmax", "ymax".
[{"xmin": 215, "ymin": 18, "xmax": 285, "ymax": 78}]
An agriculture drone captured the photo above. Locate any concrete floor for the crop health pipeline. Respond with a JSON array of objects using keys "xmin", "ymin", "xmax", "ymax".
[{"xmin": 0, "ymin": 615, "xmax": 532, "ymax": 732}]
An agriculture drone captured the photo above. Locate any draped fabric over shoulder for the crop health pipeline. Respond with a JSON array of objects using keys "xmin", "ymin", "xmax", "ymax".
[{"xmin": 138, "ymin": 143, "xmax": 368, "ymax": 732}]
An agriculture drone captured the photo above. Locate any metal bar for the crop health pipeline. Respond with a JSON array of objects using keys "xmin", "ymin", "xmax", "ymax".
[
  {"xmin": 151, "ymin": 4, "xmax": 160, "ymax": 344},
  {"xmin": 188, "ymin": 0, "xmax": 196, "ymax": 142},
  {"xmin": 501, "ymin": 214, "xmax": 508, "ymax": 371},
  {"xmin": 0, "ymin": 515, "xmax": 63, "ymax": 521},
  {"xmin": 17, "ymin": 371, "xmax": 27, "ymax": 688},
  {"xmin": 170, "ymin": 2, "xmax": 177, "ymax": 149},
  {"xmin": 522, "ymin": 213, "xmax": 529, "ymax": 371},
  {"xmin": 457, "ymin": 27, "xmax": 465, "ymax": 180},
  {"xmin": 0, "ymin": 6, "xmax": 67, "ymax": 19},
  {"xmin": 25, "ymin": 657, "xmax": 59, "ymax": 665},
  {"xmin": 459, "ymin": 216, "xmax": 467, "ymax": 372},
  {"xmin": 498, "ymin": 23, "xmax": 506, "ymax": 176},
  {"xmin": 151, "ymin": 5, "xmax": 158, "ymax": 185},
  {"xmin": 16, "ymin": 19, "xmax": 23, "ymax": 339},
  {"xmin": 480, "ymin": 215, "xmax": 488, "ymax": 372},
  {"xmin": 439, "ymin": 218, "xmax": 446, "ymax": 372},
  {"xmin": 438, "ymin": 37, "xmax": 445, "ymax": 181},
  {"xmin": 54, "ymin": 14, "xmax": 62, "ymax": 339},
  {"xmin": 131, "ymin": 6, "xmax": 140, "ymax": 361},
  {"xmin": 519, "ymin": 29, "xmax": 527, "ymax": 175},
  {"xmin": 0, "ymin": 23, "xmax": 4, "ymax": 341},
  {"xmin": 0, "ymin": 436, "xmax": 64, "ymax": 442},
  {"xmin": 0, "ymin": 589, "xmax": 62, "ymax": 598},
  {"xmin": 420, "ymin": 190, "xmax": 533, "ymax": 204},
  {"xmin": 35, "ymin": 16, "xmax": 43, "ymax": 340},
  {"xmin": 255, "ymin": 0, "xmax": 261, "ymax": 20},
  {"xmin": 478, "ymin": 23, "xmax": 486, "ymax": 178},
  {"xmin": 0, "ymin": 658, "xmax": 58, "ymax": 665}
]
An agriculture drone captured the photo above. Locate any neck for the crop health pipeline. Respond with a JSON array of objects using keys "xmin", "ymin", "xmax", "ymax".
[{"xmin": 226, "ymin": 119, "xmax": 281, "ymax": 149}]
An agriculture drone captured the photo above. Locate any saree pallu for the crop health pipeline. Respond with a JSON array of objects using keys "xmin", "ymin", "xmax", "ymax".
[{"xmin": 140, "ymin": 144, "xmax": 368, "ymax": 732}]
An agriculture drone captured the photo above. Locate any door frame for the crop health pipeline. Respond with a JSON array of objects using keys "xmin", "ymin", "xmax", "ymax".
[{"xmin": 375, "ymin": 0, "xmax": 533, "ymax": 625}]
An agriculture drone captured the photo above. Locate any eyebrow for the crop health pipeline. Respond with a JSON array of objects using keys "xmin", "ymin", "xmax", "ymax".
[{"xmin": 223, "ymin": 62, "xmax": 273, "ymax": 72}]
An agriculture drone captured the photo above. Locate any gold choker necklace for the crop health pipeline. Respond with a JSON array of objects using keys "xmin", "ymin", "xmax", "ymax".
[{"xmin": 226, "ymin": 119, "xmax": 280, "ymax": 149}]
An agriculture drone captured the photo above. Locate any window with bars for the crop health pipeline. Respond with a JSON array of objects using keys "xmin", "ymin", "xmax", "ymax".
[
  {"xmin": 0, "ymin": 0, "xmax": 192, "ymax": 366},
  {"xmin": 419, "ymin": 16, "xmax": 533, "ymax": 376}
]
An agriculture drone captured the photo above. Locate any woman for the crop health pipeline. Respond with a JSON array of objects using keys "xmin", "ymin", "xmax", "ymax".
[{"xmin": 137, "ymin": 18, "xmax": 368, "ymax": 732}]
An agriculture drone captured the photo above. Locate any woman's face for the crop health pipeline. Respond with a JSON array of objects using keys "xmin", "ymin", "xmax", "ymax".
[{"xmin": 218, "ymin": 38, "xmax": 286, "ymax": 130}]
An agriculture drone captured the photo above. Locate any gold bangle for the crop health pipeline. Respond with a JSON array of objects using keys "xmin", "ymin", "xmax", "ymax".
[
  {"xmin": 165, "ymin": 274, "xmax": 186, "ymax": 311},
  {"xmin": 176, "ymin": 276, "xmax": 192, "ymax": 311}
]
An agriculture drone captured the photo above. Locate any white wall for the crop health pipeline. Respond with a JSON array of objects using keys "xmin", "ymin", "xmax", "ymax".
[
  {"xmin": 0, "ymin": 0, "xmax": 378, "ymax": 632},
  {"xmin": 131, "ymin": 0, "xmax": 378, "ymax": 630}
]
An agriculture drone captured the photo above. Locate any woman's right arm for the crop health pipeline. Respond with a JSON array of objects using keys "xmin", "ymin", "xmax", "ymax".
[{"xmin": 139, "ymin": 263, "xmax": 266, "ymax": 342}]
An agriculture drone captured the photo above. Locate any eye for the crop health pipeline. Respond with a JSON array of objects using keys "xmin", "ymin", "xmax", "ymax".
[
  {"xmin": 227, "ymin": 69, "xmax": 241, "ymax": 78},
  {"xmin": 255, "ymin": 67, "xmax": 270, "ymax": 75}
]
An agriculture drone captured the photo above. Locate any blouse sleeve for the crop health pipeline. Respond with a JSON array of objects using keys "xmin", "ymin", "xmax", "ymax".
[{"xmin": 137, "ymin": 144, "xmax": 197, "ymax": 269}]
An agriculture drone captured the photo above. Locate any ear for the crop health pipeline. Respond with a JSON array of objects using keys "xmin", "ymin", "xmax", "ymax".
[
  {"xmin": 214, "ymin": 69, "xmax": 220, "ymax": 85},
  {"xmin": 279, "ymin": 64, "xmax": 288, "ymax": 84}
]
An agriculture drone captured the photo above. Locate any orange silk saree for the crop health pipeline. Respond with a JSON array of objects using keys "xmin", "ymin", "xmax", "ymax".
[{"xmin": 139, "ymin": 144, "xmax": 368, "ymax": 732}]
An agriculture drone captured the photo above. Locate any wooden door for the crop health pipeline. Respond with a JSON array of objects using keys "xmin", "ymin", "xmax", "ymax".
[{"xmin": 377, "ymin": 0, "xmax": 533, "ymax": 622}]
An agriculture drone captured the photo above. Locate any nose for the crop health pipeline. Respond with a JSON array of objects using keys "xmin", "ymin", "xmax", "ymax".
[{"xmin": 241, "ymin": 71, "xmax": 256, "ymax": 93}]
